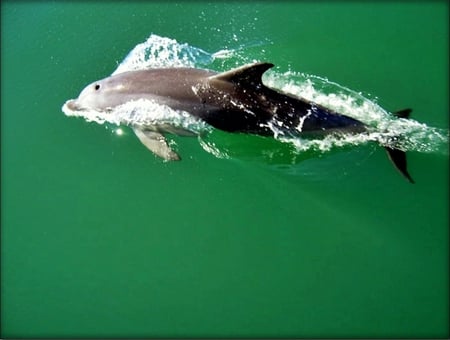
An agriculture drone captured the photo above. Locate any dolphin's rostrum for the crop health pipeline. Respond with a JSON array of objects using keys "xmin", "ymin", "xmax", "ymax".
[{"xmin": 63, "ymin": 62, "xmax": 414, "ymax": 183}]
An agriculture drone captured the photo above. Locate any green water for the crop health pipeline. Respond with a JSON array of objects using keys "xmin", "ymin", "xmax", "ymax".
[{"xmin": 1, "ymin": 1, "xmax": 448, "ymax": 338}]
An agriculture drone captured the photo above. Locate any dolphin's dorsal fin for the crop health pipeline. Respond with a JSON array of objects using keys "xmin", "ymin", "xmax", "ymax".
[
  {"xmin": 210, "ymin": 62, "xmax": 274, "ymax": 87},
  {"xmin": 133, "ymin": 127, "xmax": 180, "ymax": 161}
]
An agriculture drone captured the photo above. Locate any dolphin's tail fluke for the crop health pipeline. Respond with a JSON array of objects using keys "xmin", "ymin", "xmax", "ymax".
[{"xmin": 384, "ymin": 108, "xmax": 414, "ymax": 183}]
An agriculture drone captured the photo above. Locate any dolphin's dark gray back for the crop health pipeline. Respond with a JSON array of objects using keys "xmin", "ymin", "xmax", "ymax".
[{"xmin": 197, "ymin": 62, "xmax": 366, "ymax": 137}]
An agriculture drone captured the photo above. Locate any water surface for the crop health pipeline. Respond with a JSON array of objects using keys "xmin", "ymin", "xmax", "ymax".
[{"xmin": 1, "ymin": 1, "xmax": 448, "ymax": 338}]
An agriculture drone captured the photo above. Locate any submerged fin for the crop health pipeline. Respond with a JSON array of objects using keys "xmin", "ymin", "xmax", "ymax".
[
  {"xmin": 385, "ymin": 147, "xmax": 414, "ymax": 183},
  {"xmin": 154, "ymin": 124, "xmax": 198, "ymax": 137},
  {"xmin": 210, "ymin": 62, "xmax": 274, "ymax": 87},
  {"xmin": 384, "ymin": 108, "xmax": 414, "ymax": 183},
  {"xmin": 133, "ymin": 127, "xmax": 180, "ymax": 161}
]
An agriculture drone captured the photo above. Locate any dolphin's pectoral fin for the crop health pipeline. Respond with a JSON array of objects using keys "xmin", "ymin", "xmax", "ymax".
[
  {"xmin": 133, "ymin": 127, "xmax": 180, "ymax": 161},
  {"xmin": 155, "ymin": 124, "xmax": 197, "ymax": 137}
]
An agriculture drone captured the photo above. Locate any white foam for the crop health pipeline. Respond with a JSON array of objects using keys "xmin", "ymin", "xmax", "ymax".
[
  {"xmin": 263, "ymin": 71, "xmax": 449, "ymax": 154},
  {"xmin": 63, "ymin": 98, "xmax": 209, "ymax": 134},
  {"xmin": 112, "ymin": 34, "xmax": 237, "ymax": 75}
]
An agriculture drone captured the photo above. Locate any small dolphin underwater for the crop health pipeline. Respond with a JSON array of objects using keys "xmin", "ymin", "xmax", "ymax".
[{"xmin": 63, "ymin": 62, "xmax": 414, "ymax": 183}]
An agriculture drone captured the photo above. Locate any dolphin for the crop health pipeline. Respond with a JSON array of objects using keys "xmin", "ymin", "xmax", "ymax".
[{"xmin": 63, "ymin": 62, "xmax": 414, "ymax": 182}]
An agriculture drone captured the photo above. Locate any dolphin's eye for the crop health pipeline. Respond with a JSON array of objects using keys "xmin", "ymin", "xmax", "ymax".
[{"xmin": 95, "ymin": 84, "xmax": 101, "ymax": 91}]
